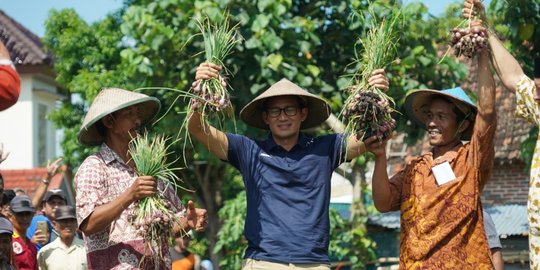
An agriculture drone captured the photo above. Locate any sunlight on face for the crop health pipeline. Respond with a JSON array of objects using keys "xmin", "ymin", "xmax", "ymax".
[{"xmin": 262, "ymin": 96, "xmax": 307, "ymax": 143}]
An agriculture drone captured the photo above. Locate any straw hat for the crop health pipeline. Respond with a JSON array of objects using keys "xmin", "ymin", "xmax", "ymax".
[
  {"xmin": 404, "ymin": 87, "xmax": 477, "ymax": 140},
  {"xmin": 239, "ymin": 78, "xmax": 331, "ymax": 130},
  {"xmin": 78, "ymin": 88, "xmax": 160, "ymax": 146}
]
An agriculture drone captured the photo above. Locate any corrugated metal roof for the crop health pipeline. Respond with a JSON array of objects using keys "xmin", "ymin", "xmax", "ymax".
[
  {"xmin": 368, "ymin": 211, "xmax": 401, "ymax": 230},
  {"xmin": 485, "ymin": 204, "xmax": 528, "ymax": 237},
  {"xmin": 368, "ymin": 204, "xmax": 528, "ymax": 237}
]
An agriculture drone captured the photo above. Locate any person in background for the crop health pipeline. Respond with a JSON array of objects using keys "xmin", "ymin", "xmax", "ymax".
[
  {"xmin": 7, "ymin": 195, "xmax": 37, "ymax": 270},
  {"xmin": 170, "ymin": 231, "xmax": 200, "ymax": 270},
  {"xmin": 37, "ymin": 205, "xmax": 87, "ymax": 270},
  {"xmin": 27, "ymin": 189, "xmax": 67, "ymax": 251},
  {"xmin": 13, "ymin": 188, "xmax": 26, "ymax": 197},
  {"xmin": 0, "ymin": 39, "xmax": 20, "ymax": 111},
  {"xmin": 1, "ymin": 189, "xmax": 15, "ymax": 217},
  {"xmin": 483, "ymin": 210, "xmax": 504, "ymax": 270},
  {"xmin": 200, "ymin": 260, "xmax": 213, "ymax": 270},
  {"xmin": 462, "ymin": 0, "xmax": 539, "ymax": 268},
  {"xmin": 0, "ymin": 217, "xmax": 16, "ymax": 269}
]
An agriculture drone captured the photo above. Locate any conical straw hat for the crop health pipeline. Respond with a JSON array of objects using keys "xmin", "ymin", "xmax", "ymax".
[
  {"xmin": 404, "ymin": 87, "xmax": 477, "ymax": 140},
  {"xmin": 239, "ymin": 78, "xmax": 331, "ymax": 130},
  {"xmin": 78, "ymin": 88, "xmax": 160, "ymax": 146}
]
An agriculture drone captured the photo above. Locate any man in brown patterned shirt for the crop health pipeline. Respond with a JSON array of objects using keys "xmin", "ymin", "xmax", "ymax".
[{"xmin": 366, "ymin": 33, "xmax": 496, "ymax": 268}]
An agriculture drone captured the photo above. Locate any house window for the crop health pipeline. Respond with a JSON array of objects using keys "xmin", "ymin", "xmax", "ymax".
[{"xmin": 37, "ymin": 103, "xmax": 48, "ymax": 165}]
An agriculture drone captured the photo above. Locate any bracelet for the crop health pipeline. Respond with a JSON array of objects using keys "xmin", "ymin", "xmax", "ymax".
[{"xmin": 41, "ymin": 179, "xmax": 50, "ymax": 184}]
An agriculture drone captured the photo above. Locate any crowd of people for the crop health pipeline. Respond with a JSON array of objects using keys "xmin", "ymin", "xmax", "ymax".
[{"xmin": 0, "ymin": 0, "xmax": 538, "ymax": 269}]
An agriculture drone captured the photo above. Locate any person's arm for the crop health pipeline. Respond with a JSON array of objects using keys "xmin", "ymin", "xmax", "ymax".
[
  {"xmin": 365, "ymin": 136, "xmax": 393, "ymax": 212},
  {"xmin": 32, "ymin": 158, "xmax": 62, "ymax": 208},
  {"xmin": 463, "ymin": 0, "xmax": 524, "ymax": 93},
  {"xmin": 79, "ymin": 176, "xmax": 157, "ymax": 235},
  {"xmin": 474, "ymin": 49, "xmax": 496, "ymax": 133},
  {"xmin": 487, "ymin": 33, "xmax": 524, "ymax": 93},
  {"xmin": 491, "ymin": 248, "xmax": 504, "ymax": 270},
  {"xmin": 187, "ymin": 63, "xmax": 229, "ymax": 161},
  {"xmin": 0, "ymin": 40, "xmax": 20, "ymax": 111},
  {"xmin": 346, "ymin": 69, "xmax": 390, "ymax": 160}
]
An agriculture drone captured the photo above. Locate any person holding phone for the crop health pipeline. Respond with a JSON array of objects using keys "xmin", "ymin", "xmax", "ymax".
[{"xmin": 27, "ymin": 189, "xmax": 66, "ymax": 251}]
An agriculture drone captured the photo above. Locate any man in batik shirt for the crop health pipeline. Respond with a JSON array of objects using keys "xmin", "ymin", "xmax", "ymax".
[
  {"xmin": 75, "ymin": 88, "xmax": 208, "ymax": 269},
  {"xmin": 463, "ymin": 0, "xmax": 540, "ymax": 267},
  {"xmin": 365, "ymin": 21, "xmax": 496, "ymax": 268}
]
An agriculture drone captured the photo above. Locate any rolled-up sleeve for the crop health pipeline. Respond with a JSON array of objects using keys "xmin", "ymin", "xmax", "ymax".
[
  {"xmin": 515, "ymin": 75, "xmax": 540, "ymax": 126},
  {"xmin": 74, "ymin": 156, "xmax": 107, "ymax": 228},
  {"xmin": 0, "ymin": 65, "xmax": 20, "ymax": 111},
  {"xmin": 388, "ymin": 169, "xmax": 406, "ymax": 211}
]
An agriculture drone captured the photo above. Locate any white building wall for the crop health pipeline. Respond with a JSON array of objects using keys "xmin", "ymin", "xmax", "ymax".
[
  {"xmin": 0, "ymin": 74, "xmax": 35, "ymax": 169},
  {"xmin": 0, "ymin": 73, "xmax": 60, "ymax": 169}
]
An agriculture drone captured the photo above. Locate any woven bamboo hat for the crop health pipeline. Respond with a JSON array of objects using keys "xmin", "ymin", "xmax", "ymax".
[
  {"xmin": 404, "ymin": 87, "xmax": 477, "ymax": 140},
  {"xmin": 239, "ymin": 78, "xmax": 331, "ymax": 130},
  {"xmin": 78, "ymin": 88, "xmax": 160, "ymax": 146}
]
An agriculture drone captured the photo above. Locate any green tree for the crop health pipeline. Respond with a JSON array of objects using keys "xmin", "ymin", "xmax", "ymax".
[{"xmin": 488, "ymin": 0, "xmax": 540, "ymax": 166}]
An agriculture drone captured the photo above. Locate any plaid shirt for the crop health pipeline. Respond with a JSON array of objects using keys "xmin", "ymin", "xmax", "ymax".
[{"xmin": 75, "ymin": 143, "xmax": 184, "ymax": 270}]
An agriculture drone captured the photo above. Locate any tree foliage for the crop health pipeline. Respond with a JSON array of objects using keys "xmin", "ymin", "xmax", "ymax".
[{"xmin": 487, "ymin": 0, "xmax": 540, "ymax": 166}]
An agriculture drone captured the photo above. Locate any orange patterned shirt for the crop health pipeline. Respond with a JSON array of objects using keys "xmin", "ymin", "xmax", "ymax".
[{"xmin": 388, "ymin": 117, "xmax": 496, "ymax": 269}]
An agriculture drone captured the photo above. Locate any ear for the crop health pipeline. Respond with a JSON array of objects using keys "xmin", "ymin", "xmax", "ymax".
[
  {"xmin": 262, "ymin": 111, "xmax": 270, "ymax": 125},
  {"xmin": 300, "ymin": 107, "xmax": 308, "ymax": 122},
  {"xmin": 102, "ymin": 115, "xmax": 114, "ymax": 128},
  {"xmin": 457, "ymin": 119, "xmax": 470, "ymax": 134}
]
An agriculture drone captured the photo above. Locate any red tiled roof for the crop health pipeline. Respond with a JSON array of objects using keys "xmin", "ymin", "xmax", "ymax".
[
  {"xmin": 0, "ymin": 165, "xmax": 67, "ymax": 198},
  {"xmin": 0, "ymin": 9, "xmax": 51, "ymax": 65}
]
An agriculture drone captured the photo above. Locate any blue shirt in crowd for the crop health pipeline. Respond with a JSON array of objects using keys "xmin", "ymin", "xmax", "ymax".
[{"xmin": 227, "ymin": 132, "xmax": 346, "ymax": 264}]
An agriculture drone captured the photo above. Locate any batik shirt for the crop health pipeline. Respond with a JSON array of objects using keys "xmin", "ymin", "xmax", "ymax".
[
  {"xmin": 388, "ymin": 113, "xmax": 496, "ymax": 269},
  {"xmin": 514, "ymin": 75, "xmax": 540, "ymax": 269},
  {"xmin": 75, "ymin": 143, "xmax": 185, "ymax": 270}
]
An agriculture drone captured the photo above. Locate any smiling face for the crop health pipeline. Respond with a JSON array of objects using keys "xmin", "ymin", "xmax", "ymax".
[
  {"xmin": 424, "ymin": 97, "xmax": 469, "ymax": 149},
  {"xmin": 262, "ymin": 96, "xmax": 308, "ymax": 144},
  {"xmin": 103, "ymin": 105, "xmax": 142, "ymax": 143}
]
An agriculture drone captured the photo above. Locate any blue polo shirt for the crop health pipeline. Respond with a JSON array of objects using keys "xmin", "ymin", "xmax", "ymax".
[{"xmin": 227, "ymin": 132, "xmax": 347, "ymax": 264}]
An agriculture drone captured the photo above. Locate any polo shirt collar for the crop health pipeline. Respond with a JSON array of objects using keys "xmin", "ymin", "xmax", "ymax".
[
  {"xmin": 99, "ymin": 143, "xmax": 127, "ymax": 165},
  {"xmin": 427, "ymin": 141, "xmax": 464, "ymax": 165},
  {"xmin": 265, "ymin": 133, "xmax": 311, "ymax": 150}
]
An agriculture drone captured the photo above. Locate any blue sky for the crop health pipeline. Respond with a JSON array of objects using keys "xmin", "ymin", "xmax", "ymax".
[{"xmin": 1, "ymin": 0, "xmax": 490, "ymax": 37}]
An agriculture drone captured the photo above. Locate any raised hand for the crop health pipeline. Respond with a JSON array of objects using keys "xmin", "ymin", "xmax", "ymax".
[
  {"xmin": 195, "ymin": 62, "xmax": 221, "ymax": 81},
  {"xmin": 185, "ymin": 200, "xmax": 208, "ymax": 232},
  {"xmin": 46, "ymin": 158, "xmax": 63, "ymax": 180},
  {"xmin": 462, "ymin": 0, "xmax": 486, "ymax": 21},
  {"xmin": 0, "ymin": 143, "xmax": 9, "ymax": 164},
  {"xmin": 364, "ymin": 135, "xmax": 389, "ymax": 157},
  {"xmin": 368, "ymin": 69, "xmax": 389, "ymax": 91}
]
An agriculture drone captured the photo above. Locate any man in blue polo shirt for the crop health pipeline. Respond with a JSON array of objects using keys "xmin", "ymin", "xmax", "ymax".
[{"xmin": 188, "ymin": 63, "xmax": 389, "ymax": 269}]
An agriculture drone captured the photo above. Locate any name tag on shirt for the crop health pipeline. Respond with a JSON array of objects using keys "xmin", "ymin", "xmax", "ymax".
[{"xmin": 432, "ymin": 161, "xmax": 456, "ymax": 185}]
